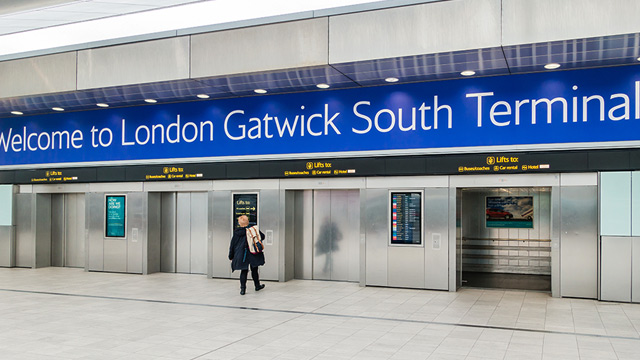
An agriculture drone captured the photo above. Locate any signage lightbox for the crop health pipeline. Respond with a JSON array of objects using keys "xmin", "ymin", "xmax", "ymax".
[{"xmin": 105, "ymin": 195, "xmax": 126, "ymax": 237}]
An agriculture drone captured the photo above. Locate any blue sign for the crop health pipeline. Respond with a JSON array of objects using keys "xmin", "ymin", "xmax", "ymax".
[{"xmin": 1, "ymin": 65, "xmax": 640, "ymax": 167}]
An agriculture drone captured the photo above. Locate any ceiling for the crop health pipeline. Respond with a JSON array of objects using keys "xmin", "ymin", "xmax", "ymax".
[
  {"xmin": 0, "ymin": 0, "xmax": 204, "ymax": 35},
  {"xmin": 0, "ymin": 1, "xmax": 639, "ymax": 119}
]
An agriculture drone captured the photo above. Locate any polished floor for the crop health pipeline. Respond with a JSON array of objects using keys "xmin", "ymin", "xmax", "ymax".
[{"xmin": 1, "ymin": 268, "xmax": 639, "ymax": 359}]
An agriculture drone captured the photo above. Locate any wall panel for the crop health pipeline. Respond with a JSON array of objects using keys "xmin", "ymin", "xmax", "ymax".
[
  {"xmin": 329, "ymin": 0, "xmax": 501, "ymax": 63},
  {"xmin": 77, "ymin": 37, "xmax": 189, "ymax": 89},
  {"xmin": 191, "ymin": 18, "xmax": 328, "ymax": 78}
]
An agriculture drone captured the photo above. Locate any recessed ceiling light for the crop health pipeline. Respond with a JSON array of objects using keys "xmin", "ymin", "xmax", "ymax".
[
  {"xmin": 461, "ymin": 70, "xmax": 476, "ymax": 76},
  {"xmin": 52, "ymin": 107, "xmax": 64, "ymax": 111},
  {"xmin": 197, "ymin": 94, "xmax": 210, "ymax": 99},
  {"xmin": 385, "ymin": 77, "xmax": 399, "ymax": 83},
  {"xmin": 637, "ymin": 56, "xmax": 640, "ymax": 62},
  {"xmin": 144, "ymin": 99, "xmax": 157, "ymax": 103},
  {"xmin": 11, "ymin": 111, "xmax": 23, "ymax": 115},
  {"xmin": 544, "ymin": 63, "xmax": 561, "ymax": 70},
  {"xmin": 316, "ymin": 83, "xmax": 330, "ymax": 89},
  {"xmin": 254, "ymin": 89, "xmax": 267, "ymax": 94},
  {"xmin": 96, "ymin": 103, "xmax": 109, "ymax": 108}
]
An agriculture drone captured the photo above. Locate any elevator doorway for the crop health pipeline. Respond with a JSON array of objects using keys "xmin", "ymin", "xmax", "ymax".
[
  {"xmin": 51, "ymin": 194, "xmax": 85, "ymax": 268},
  {"xmin": 458, "ymin": 187, "xmax": 552, "ymax": 292},
  {"xmin": 291, "ymin": 189, "xmax": 360, "ymax": 282},
  {"xmin": 159, "ymin": 192, "xmax": 207, "ymax": 274}
]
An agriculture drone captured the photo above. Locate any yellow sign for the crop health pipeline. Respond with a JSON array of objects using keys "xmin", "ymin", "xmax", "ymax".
[
  {"xmin": 147, "ymin": 166, "xmax": 202, "ymax": 180},
  {"xmin": 32, "ymin": 169, "xmax": 79, "ymax": 183},
  {"xmin": 284, "ymin": 161, "xmax": 355, "ymax": 177},
  {"xmin": 458, "ymin": 155, "xmax": 549, "ymax": 173}
]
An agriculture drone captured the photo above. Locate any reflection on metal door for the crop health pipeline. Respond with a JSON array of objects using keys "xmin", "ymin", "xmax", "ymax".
[
  {"xmin": 313, "ymin": 190, "xmax": 360, "ymax": 281},
  {"xmin": 172, "ymin": 192, "xmax": 207, "ymax": 274},
  {"xmin": 51, "ymin": 194, "xmax": 85, "ymax": 268}
]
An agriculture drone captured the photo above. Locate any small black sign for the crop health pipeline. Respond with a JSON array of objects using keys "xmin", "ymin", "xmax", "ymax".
[{"xmin": 233, "ymin": 193, "xmax": 258, "ymax": 230}]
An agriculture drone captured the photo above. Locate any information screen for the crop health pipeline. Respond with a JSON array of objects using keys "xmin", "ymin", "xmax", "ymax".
[
  {"xmin": 105, "ymin": 195, "xmax": 126, "ymax": 237},
  {"xmin": 391, "ymin": 192, "xmax": 422, "ymax": 245},
  {"xmin": 233, "ymin": 193, "xmax": 258, "ymax": 230}
]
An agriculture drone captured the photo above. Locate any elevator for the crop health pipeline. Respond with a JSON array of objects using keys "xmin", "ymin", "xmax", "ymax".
[
  {"xmin": 159, "ymin": 192, "xmax": 208, "ymax": 274},
  {"xmin": 458, "ymin": 187, "xmax": 552, "ymax": 291},
  {"xmin": 51, "ymin": 194, "xmax": 86, "ymax": 268},
  {"xmin": 291, "ymin": 189, "xmax": 360, "ymax": 282}
]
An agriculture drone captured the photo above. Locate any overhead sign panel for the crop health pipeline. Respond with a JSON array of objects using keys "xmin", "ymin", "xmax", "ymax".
[{"xmin": 1, "ymin": 66, "xmax": 640, "ymax": 168}]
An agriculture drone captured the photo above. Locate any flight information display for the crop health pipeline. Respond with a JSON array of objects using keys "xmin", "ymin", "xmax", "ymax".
[{"xmin": 391, "ymin": 192, "xmax": 422, "ymax": 245}]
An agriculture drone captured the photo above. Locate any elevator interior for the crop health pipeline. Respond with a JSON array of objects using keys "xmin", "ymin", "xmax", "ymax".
[
  {"xmin": 458, "ymin": 187, "xmax": 552, "ymax": 292},
  {"xmin": 289, "ymin": 189, "xmax": 360, "ymax": 282}
]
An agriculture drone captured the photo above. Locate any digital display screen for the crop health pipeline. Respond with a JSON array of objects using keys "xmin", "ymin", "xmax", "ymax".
[
  {"xmin": 391, "ymin": 192, "xmax": 422, "ymax": 245},
  {"xmin": 486, "ymin": 196, "xmax": 534, "ymax": 228},
  {"xmin": 233, "ymin": 193, "xmax": 258, "ymax": 230},
  {"xmin": 105, "ymin": 195, "xmax": 126, "ymax": 237}
]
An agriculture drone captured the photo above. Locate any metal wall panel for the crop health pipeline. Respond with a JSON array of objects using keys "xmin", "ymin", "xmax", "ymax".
[
  {"xmin": 425, "ymin": 187, "xmax": 449, "ymax": 290},
  {"xmin": 77, "ymin": 37, "xmax": 190, "ymax": 89},
  {"xmin": 259, "ymin": 189, "xmax": 280, "ymax": 281},
  {"xmin": 284, "ymin": 191, "xmax": 295, "ymax": 281},
  {"xmin": 34, "ymin": 194, "xmax": 51, "ymax": 268},
  {"xmin": 503, "ymin": 0, "xmax": 640, "ymax": 45},
  {"xmin": 601, "ymin": 236, "xmax": 632, "ymax": 302},
  {"xmin": 126, "ymin": 192, "xmax": 145, "ymax": 274},
  {"xmin": 365, "ymin": 189, "xmax": 388, "ymax": 286},
  {"xmin": 388, "ymin": 247, "xmax": 425, "ymax": 288},
  {"xmin": 0, "ymin": 52, "xmax": 76, "ymax": 98},
  {"xmin": 191, "ymin": 18, "xmax": 328, "ymax": 78},
  {"xmin": 0, "ymin": 226, "xmax": 14, "ymax": 267},
  {"xmin": 329, "ymin": 0, "xmax": 501, "ymax": 63},
  {"xmin": 176, "ymin": 192, "xmax": 191, "ymax": 273},
  {"xmin": 550, "ymin": 186, "xmax": 561, "ymax": 297},
  {"xmin": 560, "ymin": 186, "xmax": 598, "ymax": 299},
  {"xmin": 146, "ymin": 193, "xmax": 161, "ymax": 274},
  {"xmin": 161, "ymin": 193, "xmax": 176, "ymax": 272},
  {"xmin": 600, "ymin": 172, "xmax": 631, "ymax": 236},
  {"xmin": 103, "ymin": 239, "xmax": 127, "ymax": 272},
  {"xmin": 50, "ymin": 194, "xmax": 64, "ymax": 267},
  {"xmin": 211, "ymin": 191, "xmax": 232, "ymax": 278},
  {"xmin": 633, "ymin": 237, "xmax": 640, "ymax": 303},
  {"xmin": 190, "ymin": 192, "xmax": 208, "ymax": 274},
  {"xmin": 87, "ymin": 192, "xmax": 104, "ymax": 271}
]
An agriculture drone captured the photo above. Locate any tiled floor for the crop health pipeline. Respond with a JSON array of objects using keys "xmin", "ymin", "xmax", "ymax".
[{"xmin": 1, "ymin": 268, "xmax": 639, "ymax": 359}]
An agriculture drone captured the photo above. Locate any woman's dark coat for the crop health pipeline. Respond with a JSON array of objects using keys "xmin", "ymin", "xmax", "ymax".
[{"xmin": 228, "ymin": 226, "xmax": 265, "ymax": 271}]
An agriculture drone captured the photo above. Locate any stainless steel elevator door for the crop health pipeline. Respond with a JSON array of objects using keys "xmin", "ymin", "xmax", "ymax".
[
  {"xmin": 50, "ymin": 194, "xmax": 85, "ymax": 268},
  {"xmin": 15, "ymin": 193, "xmax": 33, "ymax": 268},
  {"xmin": 166, "ymin": 192, "xmax": 208, "ymax": 274},
  {"xmin": 65, "ymin": 194, "xmax": 85, "ymax": 268},
  {"xmin": 313, "ymin": 190, "xmax": 360, "ymax": 282}
]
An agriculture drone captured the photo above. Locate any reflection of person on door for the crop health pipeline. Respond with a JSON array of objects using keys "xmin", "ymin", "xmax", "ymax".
[
  {"xmin": 315, "ymin": 218, "xmax": 342, "ymax": 273},
  {"xmin": 228, "ymin": 215, "xmax": 265, "ymax": 295}
]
